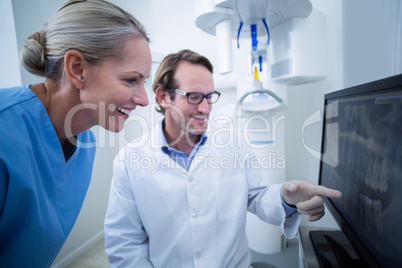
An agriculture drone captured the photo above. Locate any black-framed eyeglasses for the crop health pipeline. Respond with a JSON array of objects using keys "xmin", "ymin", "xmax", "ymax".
[{"xmin": 172, "ymin": 89, "xmax": 221, "ymax": 104}]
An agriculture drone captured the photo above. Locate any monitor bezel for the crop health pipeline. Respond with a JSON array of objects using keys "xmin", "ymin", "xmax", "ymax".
[{"xmin": 318, "ymin": 73, "xmax": 402, "ymax": 268}]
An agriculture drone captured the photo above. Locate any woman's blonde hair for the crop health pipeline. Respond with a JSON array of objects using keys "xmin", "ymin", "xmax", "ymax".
[{"xmin": 21, "ymin": 0, "xmax": 149, "ymax": 80}]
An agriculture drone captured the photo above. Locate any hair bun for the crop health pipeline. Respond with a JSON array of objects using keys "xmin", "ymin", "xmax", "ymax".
[{"xmin": 20, "ymin": 31, "xmax": 47, "ymax": 77}]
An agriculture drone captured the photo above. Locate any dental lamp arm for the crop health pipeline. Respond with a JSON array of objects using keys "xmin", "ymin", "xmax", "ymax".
[{"xmin": 238, "ymin": 88, "xmax": 283, "ymax": 105}]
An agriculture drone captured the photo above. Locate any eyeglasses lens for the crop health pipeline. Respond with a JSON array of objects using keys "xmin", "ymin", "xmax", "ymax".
[{"xmin": 187, "ymin": 93, "xmax": 219, "ymax": 104}]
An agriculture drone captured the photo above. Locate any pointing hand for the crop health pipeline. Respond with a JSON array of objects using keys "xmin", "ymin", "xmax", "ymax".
[{"xmin": 281, "ymin": 180, "xmax": 342, "ymax": 221}]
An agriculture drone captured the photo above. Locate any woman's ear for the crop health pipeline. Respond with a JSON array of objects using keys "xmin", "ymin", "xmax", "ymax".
[
  {"xmin": 64, "ymin": 50, "xmax": 87, "ymax": 89},
  {"xmin": 155, "ymin": 87, "xmax": 170, "ymax": 108}
]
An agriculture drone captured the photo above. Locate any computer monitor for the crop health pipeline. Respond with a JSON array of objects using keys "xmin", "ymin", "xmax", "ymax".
[{"xmin": 313, "ymin": 74, "xmax": 402, "ymax": 267}]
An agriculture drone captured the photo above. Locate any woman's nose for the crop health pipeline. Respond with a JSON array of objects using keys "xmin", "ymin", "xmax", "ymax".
[{"xmin": 132, "ymin": 84, "xmax": 149, "ymax": 107}]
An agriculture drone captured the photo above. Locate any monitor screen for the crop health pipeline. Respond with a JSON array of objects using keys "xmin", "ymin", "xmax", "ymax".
[{"xmin": 319, "ymin": 74, "xmax": 402, "ymax": 268}]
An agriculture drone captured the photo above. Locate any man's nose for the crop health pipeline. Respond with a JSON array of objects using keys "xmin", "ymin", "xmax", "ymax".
[{"xmin": 197, "ymin": 97, "xmax": 211, "ymax": 113}]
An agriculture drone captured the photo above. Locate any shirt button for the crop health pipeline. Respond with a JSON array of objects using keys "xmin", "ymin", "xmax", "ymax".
[
  {"xmin": 194, "ymin": 251, "xmax": 201, "ymax": 259},
  {"xmin": 188, "ymin": 176, "xmax": 194, "ymax": 182},
  {"xmin": 191, "ymin": 213, "xmax": 198, "ymax": 219}
]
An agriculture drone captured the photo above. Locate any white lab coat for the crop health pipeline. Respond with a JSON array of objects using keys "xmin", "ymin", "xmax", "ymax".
[{"xmin": 104, "ymin": 124, "xmax": 301, "ymax": 267}]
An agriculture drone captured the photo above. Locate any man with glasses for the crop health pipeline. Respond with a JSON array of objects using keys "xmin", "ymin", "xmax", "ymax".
[{"xmin": 104, "ymin": 49, "xmax": 341, "ymax": 267}]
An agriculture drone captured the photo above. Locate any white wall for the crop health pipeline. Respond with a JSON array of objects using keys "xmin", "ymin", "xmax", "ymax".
[
  {"xmin": 114, "ymin": 0, "xmax": 237, "ymax": 90},
  {"xmin": 342, "ymin": 0, "xmax": 402, "ymax": 86},
  {"xmin": 0, "ymin": 0, "xmax": 22, "ymax": 88},
  {"xmin": 12, "ymin": 0, "xmax": 62, "ymax": 85}
]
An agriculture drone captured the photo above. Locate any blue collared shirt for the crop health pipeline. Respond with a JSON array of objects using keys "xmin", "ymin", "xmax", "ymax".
[{"xmin": 160, "ymin": 124, "xmax": 207, "ymax": 172}]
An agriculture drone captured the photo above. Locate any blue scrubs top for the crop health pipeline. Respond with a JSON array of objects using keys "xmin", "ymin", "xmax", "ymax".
[{"xmin": 0, "ymin": 85, "xmax": 96, "ymax": 267}]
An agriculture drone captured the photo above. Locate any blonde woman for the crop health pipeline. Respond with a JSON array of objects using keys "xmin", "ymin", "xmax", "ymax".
[{"xmin": 0, "ymin": 0, "xmax": 151, "ymax": 266}]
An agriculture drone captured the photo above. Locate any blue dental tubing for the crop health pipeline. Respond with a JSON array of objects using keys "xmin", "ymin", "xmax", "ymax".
[
  {"xmin": 236, "ymin": 18, "xmax": 270, "ymax": 49},
  {"xmin": 251, "ymin": 24, "xmax": 258, "ymax": 51},
  {"xmin": 234, "ymin": 0, "xmax": 271, "ymax": 72},
  {"xmin": 234, "ymin": 0, "xmax": 271, "ymax": 49},
  {"xmin": 237, "ymin": 21, "xmax": 243, "ymax": 48},
  {"xmin": 259, "ymin": 55, "xmax": 263, "ymax": 72},
  {"xmin": 262, "ymin": 18, "xmax": 270, "ymax": 45}
]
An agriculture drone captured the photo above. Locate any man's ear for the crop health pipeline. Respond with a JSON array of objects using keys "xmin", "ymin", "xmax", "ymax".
[
  {"xmin": 64, "ymin": 50, "xmax": 87, "ymax": 89},
  {"xmin": 155, "ymin": 87, "xmax": 170, "ymax": 108}
]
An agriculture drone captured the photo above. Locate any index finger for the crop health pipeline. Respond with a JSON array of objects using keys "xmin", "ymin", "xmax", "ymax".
[{"xmin": 313, "ymin": 185, "xmax": 342, "ymax": 199}]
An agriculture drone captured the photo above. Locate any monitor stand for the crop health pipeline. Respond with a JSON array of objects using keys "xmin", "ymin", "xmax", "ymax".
[{"xmin": 309, "ymin": 230, "xmax": 367, "ymax": 268}]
